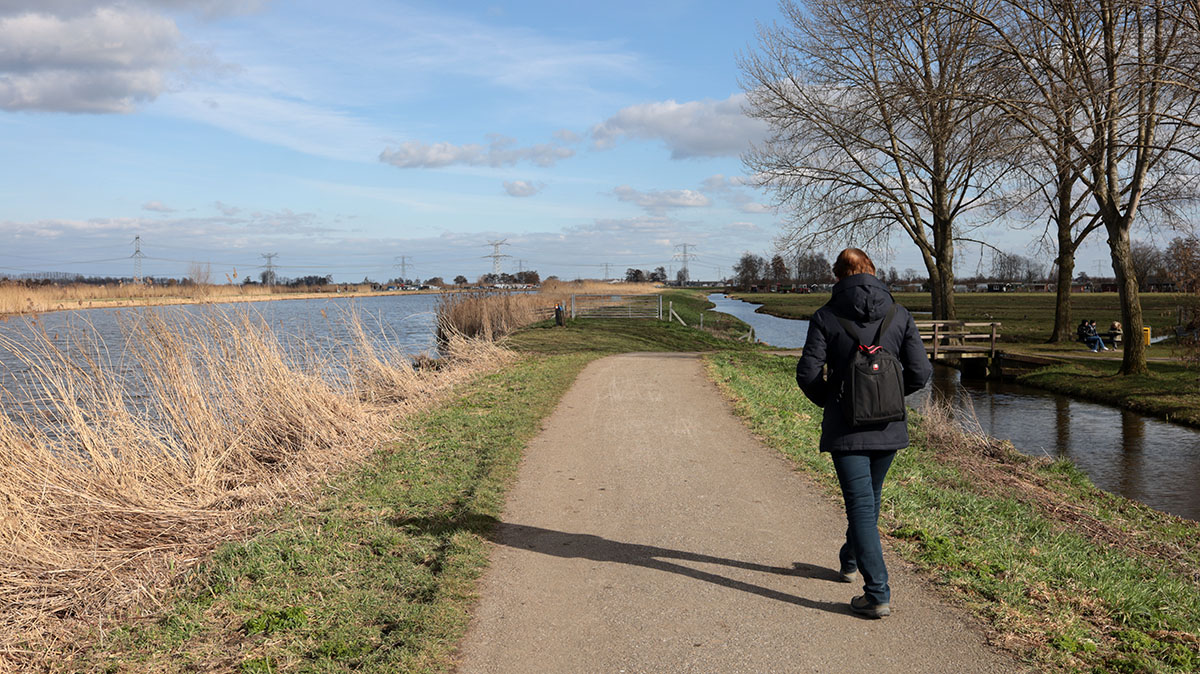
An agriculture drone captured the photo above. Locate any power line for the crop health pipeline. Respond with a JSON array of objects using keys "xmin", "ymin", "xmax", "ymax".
[
  {"xmin": 394, "ymin": 255, "xmax": 412, "ymax": 280},
  {"xmin": 673, "ymin": 243, "xmax": 697, "ymax": 281},
  {"xmin": 261, "ymin": 252, "xmax": 278, "ymax": 286},
  {"xmin": 483, "ymin": 239, "xmax": 511, "ymax": 276},
  {"xmin": 131, "ymin": 236, "xmax": 146, "ymax": 284}
]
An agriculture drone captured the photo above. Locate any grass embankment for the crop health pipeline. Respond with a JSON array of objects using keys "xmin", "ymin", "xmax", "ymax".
[
  {"xmin": 77, "ymin": 353, "xmax": 594, "ymax": 673},
  {"xmin": 733, "ymin": 290, "xmax": 1189, "ymax": 345},
  {"xmin": 0, "ymin": 282, "xmax": 428, "ymax": 316},
  {"xmin": 1018, "ymin": 360, "xmax": 1200, "ymax": 427},
  {"xmin": 509, "ymin": 290, "xmax": 760, "ymax": 354},
  {"xmin": 71, "ymin": 314, "xmax": 746, "ymax": 672},
  {"xmin": 706, "ymin": 351, "xmax": 1200, "ymax": 673},
  {"xmin": 729, "ymin": 290, "xmax": 1200, "ymax": 424},
  {"xmin": 0, "ymin": 307, "xmax": 512, "ymax": 671}
]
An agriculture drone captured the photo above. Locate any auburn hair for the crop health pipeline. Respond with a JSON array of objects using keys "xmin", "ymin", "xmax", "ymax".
[{"xmin": 832, "ymin": 248, "xmax": 876, "ymax": 279}]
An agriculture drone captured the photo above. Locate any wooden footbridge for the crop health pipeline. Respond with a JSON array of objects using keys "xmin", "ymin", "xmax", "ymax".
[
  {"xmin": 917, "ymin": 320, "xmax": 1062, "ymax": 379},
  {"xmin": 917, "ymin": 320, "xmax": 1003, "ymax": 377},
  {"xmin": 916, "ymin": 320, "xmax": 1001, "ymax": 360}
]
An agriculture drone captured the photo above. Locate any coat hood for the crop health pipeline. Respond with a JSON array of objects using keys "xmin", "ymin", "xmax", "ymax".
[{"xmin": 830, "ymin": 273, "xmax": 893, "ymax": 322}]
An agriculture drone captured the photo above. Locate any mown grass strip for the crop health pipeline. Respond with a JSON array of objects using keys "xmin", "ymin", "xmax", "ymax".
[
  {"xmin": 1018, "ymin": 360, "xmax": 1200, "ymax": 428},
  {"xmin": 705, "ymin": 351, "xmax": 1200, "ymax": 673},
  {"xmin": 77, "ymin": 352, "xmax": 594, "ymax": 673}
]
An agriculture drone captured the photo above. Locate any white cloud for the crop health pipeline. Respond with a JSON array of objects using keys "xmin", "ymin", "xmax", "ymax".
[
  {"xmin": 553, "ymin": 128, "xmax": 582, "ymax": 143},
  {"xmin": 503, "ymin": 180, "xmax": 545, "ymax": 197},
  {"xmin": 380, "ymin": 135, "xmax": 574, "ymax": 169},
  {"xmin": 0, "ymin": 7, "xmax": 182, "ymax": 113},
  {"xmin": 0, "ymin": 1, "xmax": 274, "ymax": 114},
  {"xmin": 159, "ymin": 90, "xmax": 393, "ymax": 162},
  {"xmin": 612, "ymin": 185, "xmax": 711, "ymax": 215},
  {"xmin": 700, "ymin": 173, "xmax": 775, "ymax": 214},
  {"xmin": 590, "ymin": 93, "xmax": 768, "ymax": 159},
  {"xmin": 142, "ymin": 201, "xmax": 175, "ymax": 212},
  {"xmin": 738, "ymin": 202, "xmax": 775, "ymax": 214}
]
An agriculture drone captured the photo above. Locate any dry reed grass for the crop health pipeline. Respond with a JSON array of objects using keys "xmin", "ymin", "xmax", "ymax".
[
  {"xmin": 436, "ymin": 283, "xmax": 662, "ymax": 340},
  {"xmin": 0, "ymin": 282, "xmax": 395, "ymax": 316},
  {"xmin": 0, "ymin": 306, "xmax": 513, "ymax": 669}
]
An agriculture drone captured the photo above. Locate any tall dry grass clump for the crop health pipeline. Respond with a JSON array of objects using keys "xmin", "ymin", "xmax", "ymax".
[
  {"xmin": 435, "ymin": 291, "xmax": 551, "ymax": 341},
  {"xmin": 343, "ymin": 307, "xmax": 515, "ymax": 409},
  {"xmin": 435, "ymin": 283, "xmax": 662, "ymax": 340},
  {"xmin": 0, "ymin": 281, "xmax": 402, "ymax": 317},
  {"xmin": 0, "ymin": 306, "xmax": 513, "ymax": 667}
]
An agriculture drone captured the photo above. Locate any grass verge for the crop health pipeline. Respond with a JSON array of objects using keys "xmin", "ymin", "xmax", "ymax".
[
  {"xmin": 71, "ymin": 310, "xmax": 743, "ymax": 672},
  {"xmin": 705, "ymin": 351, "xmax": 1200, "ymax": 673},
  {"xmin": 733, "ymin": 290, "xmax": 1189, "ymax": 345},
  {"xmin": 74, "ymin": 352, "xmax": 594, "ymax": 673},
  {"xmin": 500, "ymin": 287, "xmax": 763, "ymax": 354},
  {"xmin": 1017, "ymin": 359, "xmax": 1200, "ymax": 427}
]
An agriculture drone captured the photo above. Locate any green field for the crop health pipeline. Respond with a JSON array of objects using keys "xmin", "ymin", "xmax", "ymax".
[{"xmin": 731, "ymin": 290, "xmax": 1191, "ymax": 345}]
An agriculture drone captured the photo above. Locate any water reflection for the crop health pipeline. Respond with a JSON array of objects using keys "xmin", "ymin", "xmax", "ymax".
[{"xmin": 709, "ymin": 293, "xmax": 1200, "ymax": 522}]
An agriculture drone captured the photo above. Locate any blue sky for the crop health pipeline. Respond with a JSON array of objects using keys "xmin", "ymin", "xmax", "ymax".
[{"xmin": 0, "ymin": 0, "xmax": 1117, "ymax": 283}]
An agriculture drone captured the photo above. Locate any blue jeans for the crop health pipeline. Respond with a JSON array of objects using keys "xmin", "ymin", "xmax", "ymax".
[{"xmin": 831, "ymin": 450, "xmax": 896, "ymax": 604}]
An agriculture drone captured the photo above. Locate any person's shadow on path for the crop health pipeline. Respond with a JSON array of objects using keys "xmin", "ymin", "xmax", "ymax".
[{"xmin": 395, "ymin": 515, "xmax": 852, "ymax": 617}]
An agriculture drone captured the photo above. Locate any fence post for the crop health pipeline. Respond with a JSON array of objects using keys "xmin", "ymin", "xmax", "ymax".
[
  {"xmin": 699, "ymin": 313, "xmax": 703, "ymax": 330},
  {"xmin": 932, "ymin": 322, "xmax": 940, "ymax": 360},
  {"xmin": 659, "ymin": 295, "xmax": 663, "ymax": 319},
  {"xmin": 571, "ymin": 294, "xmax": 576, "ymax": 319},
  {"xmin": 990, "ymin": 323, "xmax": 997, "ymax": 356}
]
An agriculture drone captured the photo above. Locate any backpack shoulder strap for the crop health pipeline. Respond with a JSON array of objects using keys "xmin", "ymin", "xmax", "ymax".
[
  {"xmin": 834, "ymin": 313, "xmax": 861, "ymax": 346},
  {"xmin": 870, "ymin": 305, "xmax": 898, "ymax": 346}
]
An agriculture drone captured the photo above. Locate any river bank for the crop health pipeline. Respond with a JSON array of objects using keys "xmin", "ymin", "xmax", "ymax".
[
  {"xmin": 67, "ymin": 311, "xmax": 1200, "ymax": 672},
  {"xmin": 708, "ymin": 351, "xmax": 1200, "ymax": 673},
  {"xmin": 64, "ymin": 311, "xmax": 748, "ymax": 672},
  {"xmin": 725, "ymin": 290, "xmax": 1200, "ymax": 430},
  {"xmin": 0, "ymin": 286, "xmax": 443, "ymax": 317}
]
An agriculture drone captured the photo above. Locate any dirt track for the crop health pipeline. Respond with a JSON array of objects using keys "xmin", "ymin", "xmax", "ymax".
[{"xmin": 456, "ymin": 353, "xmax": 1023, "ymax": 673}]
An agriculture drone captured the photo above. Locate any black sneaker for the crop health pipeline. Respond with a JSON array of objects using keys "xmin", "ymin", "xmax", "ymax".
[{"xmin": 850, "ymin": 594, "xmax": 891, "ymax": 618}]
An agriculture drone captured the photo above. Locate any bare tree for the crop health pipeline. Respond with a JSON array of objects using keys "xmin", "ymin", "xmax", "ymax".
[
  {"xmin": 1129, "ymin": 241, "xmax": 1163, "ymax": 290},
  {"xmin": 186, "ymin": 261, "xmax": 212, "ymax": 286},
  {"xmin": 962, "ymin": 0, "xmax": 1200, "ymax": 372},
  {"xmin": 741, "ymin": 0, "xmax": 1010, "ymax": 320},
  {"xmin": 770, "ymin": 254, "xmax": 790, "ymax": 283},
  {"xmin": 795, "ymin": 251, "xmax": 834, "ymax": 285},
  {"xmin": 733, "ymin": 253, "xmax": 767, "ymax": 290},
  {"xmin": 1166, "ymin": 236, "xmax": 1200, "ymax": 293}
]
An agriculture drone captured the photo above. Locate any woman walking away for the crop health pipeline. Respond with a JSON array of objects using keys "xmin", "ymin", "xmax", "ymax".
[{"xmin": 795, "ymin": 248, "xmax": 932, "ymax": 618}]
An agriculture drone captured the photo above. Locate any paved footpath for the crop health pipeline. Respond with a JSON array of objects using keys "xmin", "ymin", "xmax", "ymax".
[{"xmin": 456, "ymin": 353, "xmax": 1025, "ymax": 673}]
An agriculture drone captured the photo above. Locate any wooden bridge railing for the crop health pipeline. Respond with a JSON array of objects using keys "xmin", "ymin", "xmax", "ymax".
[{"xmin": 914, "ymin": 320, "xmax": 1001, "ymax": 359}]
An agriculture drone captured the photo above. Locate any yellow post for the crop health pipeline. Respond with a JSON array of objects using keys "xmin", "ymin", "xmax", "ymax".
[{"xmin": 1143, "ymin": 326, "xmax": 1152, "ymax": 345}]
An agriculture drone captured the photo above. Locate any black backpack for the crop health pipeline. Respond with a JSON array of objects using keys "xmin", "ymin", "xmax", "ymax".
[{"xmin": 835, "ymin": 305, "xmax": 906, "ymax": 427}]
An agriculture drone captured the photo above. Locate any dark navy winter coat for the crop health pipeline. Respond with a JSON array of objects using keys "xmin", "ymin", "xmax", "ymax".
[{"xmin": 796, "ymin": 273, "xmax": 932, "ymax": 452}]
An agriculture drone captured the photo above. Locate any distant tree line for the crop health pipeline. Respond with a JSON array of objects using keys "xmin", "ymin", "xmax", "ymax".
[{"xmin": 625, "ymin": 266, "xmax": 668, "ymax": 283}]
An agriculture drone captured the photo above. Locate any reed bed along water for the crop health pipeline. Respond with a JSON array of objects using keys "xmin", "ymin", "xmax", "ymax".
[
  {"xmin": 0, "ymin": 282, "xmax": 393, "ymax": 316},
  {"xmin": 0, "ymin": 306, "xmax": 513, "ymax": 668},
  {"xmin": 435, "ymin": 282, "xmax": 661, "ymax": 340}
]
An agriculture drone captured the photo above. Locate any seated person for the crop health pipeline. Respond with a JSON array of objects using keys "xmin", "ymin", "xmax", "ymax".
[
  {"xmin": 1078, "ymin": 319, "xmax": 1106, "ymax": 351},
  {"xmin": 1107, "ymin": 321, "xmax": 1122, "ymax": 348}
]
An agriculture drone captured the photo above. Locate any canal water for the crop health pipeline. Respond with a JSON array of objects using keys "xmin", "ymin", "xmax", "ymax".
[
  {"xmin": 0, "ymin": 294, "xmax": 441, "ymax": 408},
  {"xmin": 708, "ymin": 293, "xmax": 1200, "ymax": 521}
]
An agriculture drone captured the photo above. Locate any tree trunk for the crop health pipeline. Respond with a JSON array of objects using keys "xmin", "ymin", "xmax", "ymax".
[
  {"xmin": 1049, "ymin": 252, "xmax": 1075, "ymax": 343},
  {"xmin": 1106, "ymin": 221, "xmax": 1148, "ymax": 375},
  {"xmin": 932, "ymin": 219, "xmax": 957, "ymax": 321}
]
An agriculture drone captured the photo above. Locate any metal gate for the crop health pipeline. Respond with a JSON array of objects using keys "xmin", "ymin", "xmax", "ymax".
[{"xmin": 570, "ymin": 294, "xmax": 662, "ymax": 319}]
